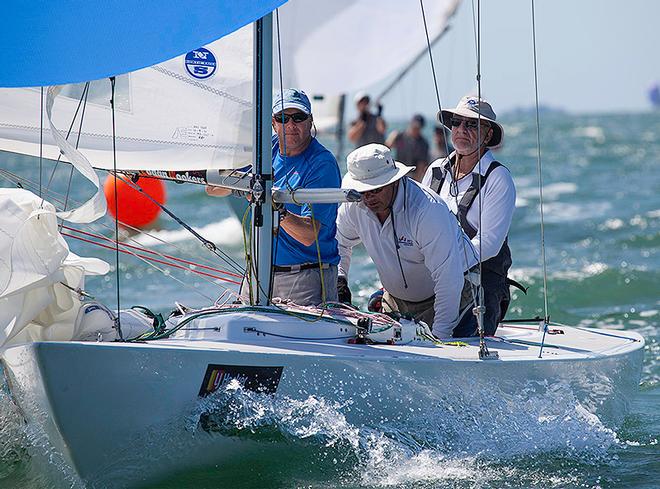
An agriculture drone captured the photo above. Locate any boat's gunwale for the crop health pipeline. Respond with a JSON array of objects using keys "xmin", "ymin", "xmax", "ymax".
[{"xmin": 2, "ymin": 323, "xmax": 644, "ymax": 366}]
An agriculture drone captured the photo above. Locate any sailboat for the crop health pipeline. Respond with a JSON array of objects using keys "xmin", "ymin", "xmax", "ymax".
[{"xmin": 0, "ymin": 1, "xmax": 645, "ymax": 487}]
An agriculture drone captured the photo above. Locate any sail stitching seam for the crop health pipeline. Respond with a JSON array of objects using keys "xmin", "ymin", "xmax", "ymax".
[
  {"xmin": 0, "ymin": 123, "xmax": 243, "ymax": 151},
  {"xmin": 150, "ymin": 66, "xmax": 251, "ymax": 107}
]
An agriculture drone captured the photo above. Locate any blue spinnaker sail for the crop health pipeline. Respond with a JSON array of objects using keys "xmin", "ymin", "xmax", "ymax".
[{"xmin": 0, "ymin": 0, "xmax": 285, "ymax": 87}]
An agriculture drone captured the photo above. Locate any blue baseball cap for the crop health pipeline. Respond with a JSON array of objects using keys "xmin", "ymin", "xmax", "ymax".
[{"xmin": 272, "ymin": 88, "xmax": 311, "ymax": 115}]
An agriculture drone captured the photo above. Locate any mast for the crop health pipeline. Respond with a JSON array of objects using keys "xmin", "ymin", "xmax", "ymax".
[{"xmin": 250, "ymin": 14, "xmax": 274, "ymax": 305}]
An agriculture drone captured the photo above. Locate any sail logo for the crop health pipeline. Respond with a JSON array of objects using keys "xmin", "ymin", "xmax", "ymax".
[
  {"xmin": 184, "ymin": 47, "xmax": 217, "ymax": 80},
  {"xmin": 398, "ymin": 235, "xmax": 413, "ymax": 247}
]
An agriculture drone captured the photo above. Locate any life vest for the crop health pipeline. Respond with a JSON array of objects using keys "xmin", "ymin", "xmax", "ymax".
[{"xmin": 429, "ymin": 159, "xmax": 513, "ymax": 282}]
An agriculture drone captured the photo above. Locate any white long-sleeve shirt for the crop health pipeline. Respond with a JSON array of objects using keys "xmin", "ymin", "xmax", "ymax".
[
  {"xmin": 337, "ymin": 178, "xmax": 472, "ymax": 338},
  {"xmin": 422, "ymin": 150, "xmax": 516, "ymax": 262}
]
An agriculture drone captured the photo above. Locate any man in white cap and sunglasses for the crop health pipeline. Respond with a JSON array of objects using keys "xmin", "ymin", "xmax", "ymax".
[
  {"xmin": 422, "ymin": 95, "xmax": 517, "ymax": 336},
  {"xmin": 208, "ymin": 88, "xmax": 341, "ymax": 305},
  {"xmin": 337, "ymin": 143, "xmax": 476, "ymax": 339}
]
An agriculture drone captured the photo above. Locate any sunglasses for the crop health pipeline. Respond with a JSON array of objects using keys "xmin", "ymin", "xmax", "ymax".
[
  {"xmin": 450, "ymin": 117, "xmax": 488, "ymax": 130},
  {"xmin": 273, "ymin": 112, "xmax": 310, "ymax": 124},
  {"xmin": 361, "ymin": 186, "xmax": 385, "ymax": 196}
]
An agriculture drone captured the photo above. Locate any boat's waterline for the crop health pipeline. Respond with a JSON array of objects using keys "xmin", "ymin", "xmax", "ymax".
[{"xmin": 0, "ymin": 314, "xmax": 644, "ymax": 488}]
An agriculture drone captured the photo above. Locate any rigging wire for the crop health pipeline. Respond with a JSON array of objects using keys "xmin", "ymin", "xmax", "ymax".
[
  {"xmin": 272, "ymin": 8, "xmax": 329, "ymax": 318},
  {"xmin": 420, "ymin": 0, "xmax": 480, "ymax": 325},
  {"xmin": 61, "ymin": 231, "xmax": 218, "ymax": 304},
  {"xmin": 530, "ymin": 0, "xmax": 551, "ymax": 357},
  {"xmin": 60, "ymin": 231, "xmax": 239, "ymax": 286},
  {"xmin": 45, "ymin": 82, "xmax": 90, "ymax": 202},
  {"xmin": 474, "ymin": 0, "xmax": 489, "ymax": 355},
  {"xmin": 2, "ymin": 169, "xmax": 242, "ymax": 285},
  {"xmin": 470, "ymin": 0, "xmax": 479, "ymax": 66},
  {"xmin": 0, "ymin": 170, "xmax": 242, "ymax": 303},
  {"xmin": 62, "ymin": 83, "xmax": 90, "ymax": 214},
  {"xmin": 60, "ymin": 225, "xmax": 242, "ymax": 281},
  {"xmin": 113, "ymin": 172, "xmax": 245, "ymax": 276},
  {"xmin": 110, "ymin": 77, "xmax": 123, "ymax": 340},
  {"xmin": 419, "ymin": 0, "xmax": 444, "ymax": 122},
  {"xmin": 39, "ymin": 87, "xmax": 44, "ymax": 200},
  {"xmin": 271, "ymin": 8, "xmax": 287, "ymax": 303}
]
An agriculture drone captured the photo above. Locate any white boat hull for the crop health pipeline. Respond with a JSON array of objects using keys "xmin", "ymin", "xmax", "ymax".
[{"xmin": 0, "ymin": 314, "xmax": 644, "ymax": 488}]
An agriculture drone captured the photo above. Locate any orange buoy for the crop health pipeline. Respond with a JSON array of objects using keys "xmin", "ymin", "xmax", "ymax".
[{"xmin": 103, "ymin": 175, "xmax": 166, "ymax": 228}]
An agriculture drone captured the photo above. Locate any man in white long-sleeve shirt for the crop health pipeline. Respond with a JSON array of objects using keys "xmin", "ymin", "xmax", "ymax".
[
  {"xmin": 423, "ymin": 95, "xmax": 516, "ymax": 336},
  {"xmin": 337, "ymin": 144, "xmax": 475, "ymax": 339}
]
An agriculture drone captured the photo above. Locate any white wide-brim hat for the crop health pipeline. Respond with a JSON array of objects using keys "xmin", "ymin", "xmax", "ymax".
[
  {"xmin": 342, "ymin": 144, "xmax": 413, "ymax": 192},
  {"xmin": 439, "ymin": 95, "xmax": 504, "ymax": 148}
]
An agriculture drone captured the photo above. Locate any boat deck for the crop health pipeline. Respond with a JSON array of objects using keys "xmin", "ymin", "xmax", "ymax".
[{"xmin": 122, "ymin": 310, "xmax": 645, "ymax": 364}]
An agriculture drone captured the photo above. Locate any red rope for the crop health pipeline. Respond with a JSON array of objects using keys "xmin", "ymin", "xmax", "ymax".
[
  {"xmin": 61, "ymin": 225, "xmax": 243, "ymax": 279},
  {"xmin": 61, "ymin": 232, "xmax": 241, "ymax": 285}
]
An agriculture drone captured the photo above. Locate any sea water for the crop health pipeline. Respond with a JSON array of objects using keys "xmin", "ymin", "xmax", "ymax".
[{"xmin": 0, "ymin": 111, "xmax": 658, "ymax": 488}]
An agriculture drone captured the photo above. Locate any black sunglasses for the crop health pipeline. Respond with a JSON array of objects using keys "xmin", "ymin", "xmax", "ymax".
[
  {"xmin": 273, "ymin": 112, "xmax": 310, "ymax": 124},
  {"xmin": 450, "ymin": 117, "xmax": 485, "ymax": 130}
]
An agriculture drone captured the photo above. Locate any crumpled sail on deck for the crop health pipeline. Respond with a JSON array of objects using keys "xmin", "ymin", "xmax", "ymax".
[
  {"xmin": 0, "ymin": 25, "xmax": 253, "ymax": 172},
  {"xmin": 0, "ymin": 189, "xmax": 109, "ymax": 348}
]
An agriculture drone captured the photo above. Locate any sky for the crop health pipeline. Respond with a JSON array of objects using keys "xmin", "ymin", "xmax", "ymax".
[{"xmin": 363, "ymin": 0, "xmax": 660, "ymax": 120}]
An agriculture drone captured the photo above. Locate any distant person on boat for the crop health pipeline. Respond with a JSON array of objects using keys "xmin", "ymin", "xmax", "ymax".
[
  {"xmin": 430, "ymin": 124, "xmax": 453, "ymax": 161},
  {"xmin": 348, "ymin": 92, "xmax": 386, "ymax": 148},
  {"xmin": 207, "ymin": 88, "xmax": 341, "ymax": 306},
  {"xmin": 423, "ymin": 95, "xmax": 516, "ymax": 337},
  {"xmin": 336, "ymin": 144, "xmax": 476, "ymax": 339},
  {"xmin": 385, "ymin": 114, "xmax": 430, "ymax": 182}
]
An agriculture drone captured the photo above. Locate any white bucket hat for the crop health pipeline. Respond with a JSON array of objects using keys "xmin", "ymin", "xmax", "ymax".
[
  {"xmin": 353, "ymin": 91, "xmax": 370, "ymax": 105},
  {"xmin": 438, "ymin": 95, "xmax": 504, "ymax": 148},
  {"xmin": 342, "ymin": 144, "xmax": 413, "ymax": 192}
]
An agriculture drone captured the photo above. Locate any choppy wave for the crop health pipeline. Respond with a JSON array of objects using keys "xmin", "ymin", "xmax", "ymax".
[
  {"xmin": 0, "ymin": 369, "xmax": 27, "ymax": 483},
  {"xmin": 0, "ymin": 366, "xmax": 84, "ymax": 489},
  {"xmin": 572, "ymin": 126, "xmax": 606, "ymax": 143},
  {"xmin": 176, "ymin": 378, "xmax": 621, "ymax": 489},
  {"xmin": 517, "ymin": 182, "xmax": 578, "ymax": 201}
]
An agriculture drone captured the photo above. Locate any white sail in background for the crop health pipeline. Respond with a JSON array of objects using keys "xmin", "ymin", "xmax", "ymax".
[
  {"xmin": 277, "ymin": 0, "xmax": 460, "ymax": 95},
  {"xmin": 0, "ymin": 25, "xmax": 253, "ymax": 172},
  {"xmin": 275, "ymin": 0, "xmax": 460, "ymax": 133}
]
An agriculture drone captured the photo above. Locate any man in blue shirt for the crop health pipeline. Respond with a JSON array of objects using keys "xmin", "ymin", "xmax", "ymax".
[
  {"xmin": 208, "ymin": 88, "xmax": 340, "ymax": 306},
  {"xmin": 270, "ymin": 88, "xmax": 341, "ymax": 305}
]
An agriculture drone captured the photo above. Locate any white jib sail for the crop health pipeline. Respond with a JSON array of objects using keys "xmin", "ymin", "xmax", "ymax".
[{"xmin": 0, "ymin": 24, "xmax": 253, "ymax": 172}]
